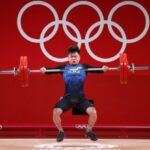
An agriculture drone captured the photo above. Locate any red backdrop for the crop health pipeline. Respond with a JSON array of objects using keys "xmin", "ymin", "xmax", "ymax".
[{"xmin": 0, "ymin": 0, "xmax": 150, "ymax": 135}]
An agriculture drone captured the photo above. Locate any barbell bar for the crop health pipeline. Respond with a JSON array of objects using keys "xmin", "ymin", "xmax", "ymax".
[
  {"xmin": 28, "ymin": 66, "xmax": 149, "ymax": 73},
  {"xmin": 0, "ymin": 53, "xmax": 149, "ymax": 87},
  {"xmin": 0, "ymin": 66, "xmax": 148, "ymax": 74},
  {"xmin": 0, "ymin": 66, "xmax": 148, "ymax": 73}
]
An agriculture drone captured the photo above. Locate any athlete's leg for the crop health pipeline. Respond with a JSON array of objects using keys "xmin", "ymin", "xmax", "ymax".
[
  {"xmin": 53, "ymin": 108, "xmax": 65, "ymax": 142},
  {"xmin": 86, "ymin": 106, "xmax": 97, "ymax": 132},
  {"xmin": 76, "ymin": 99, "xmax": 98, "ymax": 141},
  {"xmin": 53, "ymin": 97, "xmax": 71, "ymax": 142},
  {"xmin": 85, "ymin": 106, "xmax": 98, "ymax": 141},
  {"xmin": 53, "ymin": 97, "xmax": 71, "ymax": 132},
  {"xmin": 53, "ymin": 108, "xmax": 63, "ymax": 132}
]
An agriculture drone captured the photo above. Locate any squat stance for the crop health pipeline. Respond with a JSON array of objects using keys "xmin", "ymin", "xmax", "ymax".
[{"xmin": 40, "ymin": 45, "xmax": 108, "ymax": 142}]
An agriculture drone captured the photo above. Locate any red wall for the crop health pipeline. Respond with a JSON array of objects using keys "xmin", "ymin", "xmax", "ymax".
[{"xmin": 0, "ymin": 0, "xmax": 150, "ymax": 131}]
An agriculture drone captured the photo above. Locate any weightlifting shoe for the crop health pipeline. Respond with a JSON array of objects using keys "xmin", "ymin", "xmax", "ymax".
[
  {"xmin": 56, "ymin": 131, "xmax": 65, "ymax": 142},
  {"xmin": 85, "ymin": 131, "xmax": 98, "ymax": 141}
]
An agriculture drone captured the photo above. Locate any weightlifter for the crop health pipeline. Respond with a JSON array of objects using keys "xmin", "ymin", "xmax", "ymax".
[{"xmin": 40, "ymin": 45, "xmax": 109, "ymax": 142}]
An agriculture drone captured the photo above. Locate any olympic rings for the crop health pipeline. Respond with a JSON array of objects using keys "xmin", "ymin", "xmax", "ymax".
[
  {"xmin": 17, "ymin": 1, "xmax": 59, "ymax": 43},
  {"xmin": 40, "ymin": 20, "xmax": 82, "ymax": 62},
  {"xmin": 75, "ymin": 124, "xmax": 87, "ymax": 129},
  {"xmin": 17, "ymin": 0, "xmax": 150, "ymax": 62},
  {"xmin": 62, "ymin": 1, "xmax": 104, "ymax": 43},
  {"xmin": 108, "ymin": 1, "xmax": 150, "ymax": 43},
  {"xmin": 85, "ymin": 20, "xmax": 127, "ymax": 62}
]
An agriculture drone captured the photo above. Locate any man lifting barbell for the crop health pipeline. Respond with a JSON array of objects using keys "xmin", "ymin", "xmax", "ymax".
[
  {"xmin": 0, "ymin": 51, "xmax": 148, "ymax": 86},
  {"xmin": 40, "ymin": 45, "xmax": 109, "ymax": 142},
  {"xmin": 0, "ymin": 47, "xmax": 149, "ymax": 142}
]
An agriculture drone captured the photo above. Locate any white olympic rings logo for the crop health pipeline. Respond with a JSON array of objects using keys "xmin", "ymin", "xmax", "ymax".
[
  {"xmin": 75, "ymin": 124, "xmax": 87, "ymax": 129},
  {"xmin": 17, "ymin": 1, "xmax": 150, "ymax": 62}
]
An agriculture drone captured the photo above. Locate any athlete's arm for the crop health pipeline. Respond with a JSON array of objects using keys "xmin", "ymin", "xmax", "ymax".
[
  {"xmin": 83, "ymin": 64, "xmax": 108, "ymax": 73},
  {"xmin": 40, "ymin": 65, "xmax": 66, "ymax": 74}
]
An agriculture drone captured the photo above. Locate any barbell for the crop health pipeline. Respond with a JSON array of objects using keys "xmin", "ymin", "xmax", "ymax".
[{"xmin": 0, "ymin": 53, "xmax": 149, "ymax": 87}]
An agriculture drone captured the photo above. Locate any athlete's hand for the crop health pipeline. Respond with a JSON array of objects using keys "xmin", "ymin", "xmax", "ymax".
[
  {"xmin": 102, "ymin": 65, "xmax": 109, "ymax": 72},
  {"xmin": 40, "ymin": 67, "xmax": 46, "ymax": 74}
]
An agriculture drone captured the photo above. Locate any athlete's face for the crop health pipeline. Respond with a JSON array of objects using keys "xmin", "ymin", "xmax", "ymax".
[{"xmin": 68, "ymin": 52, "xmax": 80, "ymax": 65}]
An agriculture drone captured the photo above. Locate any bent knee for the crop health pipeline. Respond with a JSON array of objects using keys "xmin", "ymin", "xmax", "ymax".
[
  {"xmin": 53, "ymin": 108, "xmax": 63, "ymax": 116},
  {"xmin": 86, "ymin": 107, "xmax": 97, "ymax": 116}
]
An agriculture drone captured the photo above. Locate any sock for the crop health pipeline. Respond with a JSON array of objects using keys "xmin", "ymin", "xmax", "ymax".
[
  {"xmin": 59, "ymin": 129, "xmax": 64, "ymax": 132},
  {"xmin": 86, "ymin": 126, "xmax": 92, "ymax": 132}
]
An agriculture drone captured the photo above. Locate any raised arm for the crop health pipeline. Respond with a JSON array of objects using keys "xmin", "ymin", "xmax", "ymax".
[
  {"xmin": 40, "ymin": 65, "xmax": 66, "ymax": 74},
  {"xmin": 83, "ymin": 64, "xmax": 109, "ymax": 73}
]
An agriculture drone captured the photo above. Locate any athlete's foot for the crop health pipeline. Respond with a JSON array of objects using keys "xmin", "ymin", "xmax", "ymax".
[
  {"xmin": 85, "ymin": 131, "xmax": 98, "ymax": 141},
  {"xmin": 56, "ymin": 131, "xmax": 65, "ymax": 142}
]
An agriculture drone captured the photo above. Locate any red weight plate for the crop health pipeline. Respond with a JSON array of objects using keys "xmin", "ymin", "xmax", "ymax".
[
  {"xmin": 19, "ymin": 56, "xmax": 29, "ymax": 87},
  {"xmin": 123, "ymin": 53, "xmax": 128, "ymax": 84},
  {"xmin": 23, "ymin": 56, "xmax": 29, "ymax": 87},
  {"xmin": 19, "ymin": 56, "xmax": 25, "ymax": 87},
  {"xmin": 119, "ymin": 53, "xmax": 124, "ymax": 84}
]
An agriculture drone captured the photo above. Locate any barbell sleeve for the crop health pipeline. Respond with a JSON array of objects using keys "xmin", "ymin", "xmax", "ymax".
[
  {"xmin": 0, "ymin": 70, "xmax": 15, "ymax": 74},
  {"xmin": 0, "ymin": 68, "xmax": 17, "ymax": 75},
  {"xmin": 131, "ymin": 66, "xmax": 149, "ymax": 70}
]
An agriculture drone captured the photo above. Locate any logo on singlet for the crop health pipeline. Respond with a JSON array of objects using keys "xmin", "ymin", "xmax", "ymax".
[{"xmin": 68, "ymin": 67, "xmax": 83, "ymax": 73}]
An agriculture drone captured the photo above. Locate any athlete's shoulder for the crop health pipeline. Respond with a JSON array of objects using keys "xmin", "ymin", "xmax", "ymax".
[
  {"xmin": 55, "ymin": 64, "xmax": 66, "ymax": 70},
  {"xmin": 81, "ymin": 64, "xmax": 93, "ymax": 69}
]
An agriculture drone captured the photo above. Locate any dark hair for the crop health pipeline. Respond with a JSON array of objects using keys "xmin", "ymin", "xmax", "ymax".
[{"xmin": 68, "ymin": 45, "xmax": 80, "ymax": 54}]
